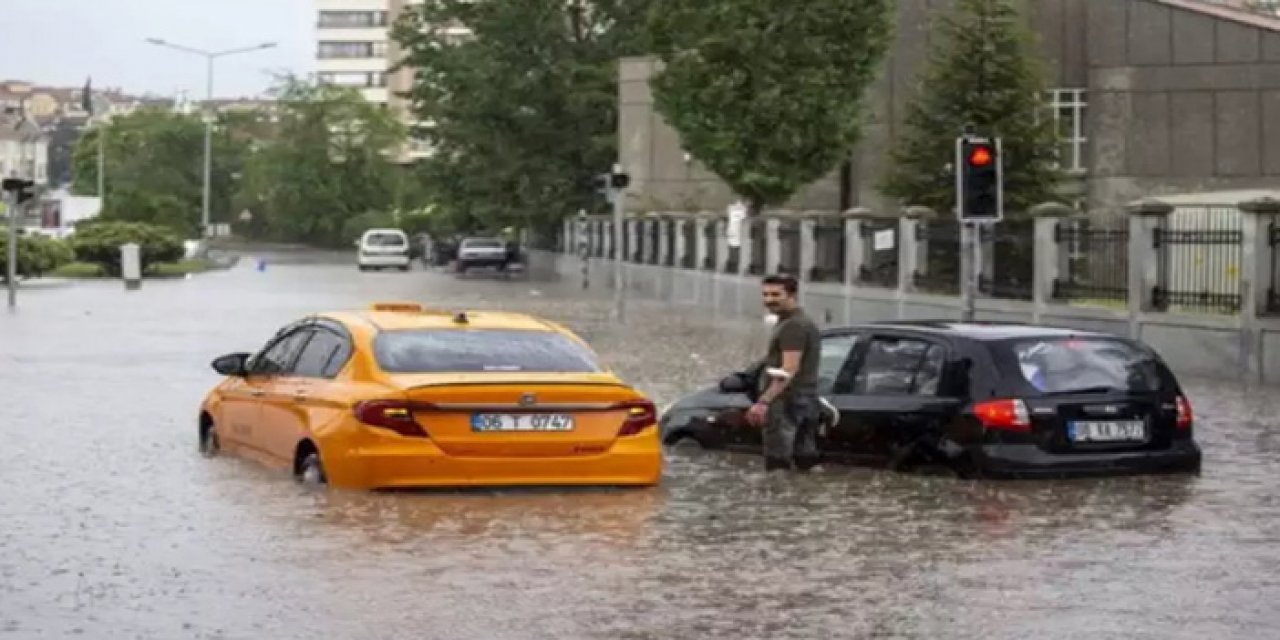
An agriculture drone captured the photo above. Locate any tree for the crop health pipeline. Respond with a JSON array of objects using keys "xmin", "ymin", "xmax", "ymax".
[
  {"xmin": 69, "ymin": 221, "xmax": 184, "ymax": 276},
  {"xmin": 71, "ymin": 109, "xmax": 250, "ymax": 236},
  {"xmin": 232, "ymin": 77, "xmax": 407, "ymax": 247},
  {"xmin": 646, "ymin": 0, "xmax": 894, "ymax": 216},
  {"xmin": 393, "ymin": 0, "xmax": 652, "ymax": 241},
  {"xmin": 879, "ymin": 0, "xmax": 1060, "ymax": 216}
]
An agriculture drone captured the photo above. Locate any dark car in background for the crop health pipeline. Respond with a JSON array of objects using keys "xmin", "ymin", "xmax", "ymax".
[{"xmin": 659, "ymin": 321, "xmax": 1202, "ymax": 479}]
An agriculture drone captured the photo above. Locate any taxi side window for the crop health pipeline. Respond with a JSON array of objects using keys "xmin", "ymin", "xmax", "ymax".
[
  {"xmin": 292, "ymin": 329, "xmax": 353, "ymax": 379},
  {"xmin": 250, "ymin": 329, "xmax": 311, "ymax": 377},
  {"xmin": 851, "ymin": 337, "xmax": 946, "ymax": 396}
]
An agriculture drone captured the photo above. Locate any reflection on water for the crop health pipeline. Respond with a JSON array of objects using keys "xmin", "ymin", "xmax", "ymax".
[{"xmin": 0, "ymin": 255, "xmax": 1277, "ymax": 639}]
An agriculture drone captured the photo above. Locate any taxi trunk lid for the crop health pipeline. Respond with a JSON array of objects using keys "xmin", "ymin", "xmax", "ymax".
[{"xmin": 395, "ymin": 373, "xmax": 653, "ymax": 457}]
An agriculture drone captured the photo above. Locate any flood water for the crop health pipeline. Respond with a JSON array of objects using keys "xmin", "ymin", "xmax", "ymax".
[{"xmin": 1, "ymin": 250, "xmax": 1277, "ymax": 639}]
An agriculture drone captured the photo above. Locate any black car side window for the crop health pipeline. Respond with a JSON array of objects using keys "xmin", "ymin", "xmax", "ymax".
[
  {"xmin": 852, "ymin": 337, "xmax": 946, "ymax": 396},
  {"xmin": 817, "ymin": 334, "xmax": 860, "ymax": 394}
]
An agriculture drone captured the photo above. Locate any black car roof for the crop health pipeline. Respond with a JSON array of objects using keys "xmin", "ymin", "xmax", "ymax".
[{"xmin": 823, "ymin": 320, "xmax": 1111, "ymax": 342}]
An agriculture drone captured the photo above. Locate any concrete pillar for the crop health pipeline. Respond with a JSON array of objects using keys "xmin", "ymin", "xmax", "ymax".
[
  {"xmin": 1126, "ymin": 198, "xmax": 1174, "ymax": 339},
  {"xmin": 1238, "ymin": 196, "xmax": 1280, "ymax": 381},
  {"xmin": 656, "ymin": 217, "xmax": 671, "ymax": 266},
  {"xmin": 765, "ymin": 217, "xmax": 781, "ymax": 276},
  {"xmin": 738, "ymin": 218, "xmax": 753, "ymax": 276},
  {"xmin": 1029, "ymin": 202, "xmax": 1077, "ymax": 325},
  {"xmin": 843, "ymin": 211, "xmax": 867, "ymax": 287},
  {"xmin": 715, "ymin": 219, "xmax": 729, "ymax": 273},
  {"xmin": 627, "ymin": 218, "xmax": 640, "ymax": 262},
  {"xmin": 603, "ymin": 221, "xmax": 614, "ymax": 260},
  {"xmin": 898, "ymin": 217, "xmax": 922, "ymax": 294},
  {"xmin": 673, "ymin": 218, "xmax": 689, "ymax": 269},
  {"xmin": 799, "ymin": 217, "xmax": 817, "ymax": 283}
]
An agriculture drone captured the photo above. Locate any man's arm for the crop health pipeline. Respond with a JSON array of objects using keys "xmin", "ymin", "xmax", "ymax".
[{"xmin": 759, "ymin": 349, "xmax": 801, "ymax": 405}]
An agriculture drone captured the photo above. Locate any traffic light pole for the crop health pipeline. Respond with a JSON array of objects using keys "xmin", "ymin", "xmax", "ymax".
[
  {"xmin": 960, "ymin": 223, "xmax": 976, "ymax": 322},
  {"xmin": 611, "ymin": 183, "xmax": 626, "ymax": 323},
  {"xmin": 6, "ymin": 190, "xmax": 18, "ymax": 309}
]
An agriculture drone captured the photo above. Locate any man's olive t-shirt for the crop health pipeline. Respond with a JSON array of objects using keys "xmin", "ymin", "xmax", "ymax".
[{"xmin": 765, "ymin": 308, "xmax": 821, "ymax": 399}]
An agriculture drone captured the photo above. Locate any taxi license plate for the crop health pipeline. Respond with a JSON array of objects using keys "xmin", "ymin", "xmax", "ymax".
[
  {"xmin": 1068, "ymin": 420, "xmax": 1145, "ymax": 442},
  {"xmin": 472, "ymin": 413, "xmax": 575, "ymax": 432}
]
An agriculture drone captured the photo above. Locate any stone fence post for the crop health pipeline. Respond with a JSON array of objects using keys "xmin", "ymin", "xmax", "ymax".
[
  {"xmin": 1238, "ymin": 196, "xmax": 1280, "ymax": 381},
  {"xmin": 1030, "ymin": 202, "xmax": 1077, "ymax": 324},
  {"xmin": 1126, "ymin": 198, "xmax": 1174, "ymax": 339}
]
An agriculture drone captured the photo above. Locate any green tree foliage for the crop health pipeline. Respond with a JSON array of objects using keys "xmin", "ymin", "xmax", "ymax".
[
  {"xmin": 234, "ymin": 78, "xmax": 408, "ymax": 247},
  {"xmin": 393, "ymin": 0, "xmax": 651, "ymax": 240},
  {"xmin": 646, "ymin": 0, "xmax": 895, "ymax": 215},
  {"xmin": 71, "ymin": 109, "xmax": 249, "ymax": 236},
  {"xmin": 879, "ymin": 0, "xmax": 1060, "ymax": 215},
  {"xmin": 0, "ymin": 234, "xmax": 74, "ymax": 281},
  {"xmin": 69, "ymin": 221, "xmax": 184, "ymax": 276}
]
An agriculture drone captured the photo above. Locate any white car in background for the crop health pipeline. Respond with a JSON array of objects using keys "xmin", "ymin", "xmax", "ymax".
[
  {"xmin": 356, "ymin": 228, "xmax": 412, "ymax": 271},
  {"xmin": 456, "ymin": 237, "xmax": 511, "ymax": 273}
]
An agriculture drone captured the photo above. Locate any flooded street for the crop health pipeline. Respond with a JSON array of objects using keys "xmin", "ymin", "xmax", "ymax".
[{"xmin": 1, "ymin": 250, "xmax": 1278, "ymax": 639}]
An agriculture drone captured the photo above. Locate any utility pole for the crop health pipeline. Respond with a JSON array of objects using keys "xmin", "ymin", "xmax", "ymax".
[
  {"xmin": 609, "ymin": 163, "xmax": 629, "ymax": 323},
  {"xmin": 145, "ymin": 38, "xmax": 277, "ymax": 237}
]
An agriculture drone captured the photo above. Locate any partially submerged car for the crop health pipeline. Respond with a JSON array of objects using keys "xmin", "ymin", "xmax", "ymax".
[{"xmin": 660, "ymin": 321, "xmax": 1202, "ymax": 479}]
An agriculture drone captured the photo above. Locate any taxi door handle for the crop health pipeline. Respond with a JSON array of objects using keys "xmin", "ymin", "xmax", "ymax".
[
  {"xmin": 250, "ymin": 389, "xmax": 265, "ymax": 398},
  {"xmin": 293, "ymin": 391, "xmax": 309, "ymax": 402}
]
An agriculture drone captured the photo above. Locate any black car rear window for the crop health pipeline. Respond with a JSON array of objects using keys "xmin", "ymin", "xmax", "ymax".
[
  {"xmin": 373, "ymin": 329, "xmax": 602, "ymax": 373},
  {"xmin": 992, "ymin": 337, "xmax": 1167, "ymax": 394}
]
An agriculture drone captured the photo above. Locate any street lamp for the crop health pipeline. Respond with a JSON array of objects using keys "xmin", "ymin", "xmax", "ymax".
[{"xmin": 145, "ymin": 38, "xmax": 277, "ymax": 237}]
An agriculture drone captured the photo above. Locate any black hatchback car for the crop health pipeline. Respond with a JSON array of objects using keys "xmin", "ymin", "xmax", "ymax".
[{"xmin": 659, "ymin": 321, "xmax": 1202, "ymax": 479}]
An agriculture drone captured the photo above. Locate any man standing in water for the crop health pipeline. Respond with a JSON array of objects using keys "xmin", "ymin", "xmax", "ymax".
[{"xmin": 745, "ymin": 274, "xmax": 822, "ymax": 472}]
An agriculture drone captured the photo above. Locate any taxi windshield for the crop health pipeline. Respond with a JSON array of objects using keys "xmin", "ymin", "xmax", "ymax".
[{"xmin": 374, "ymin": 329, "xmax": 602, "ymax": 373}]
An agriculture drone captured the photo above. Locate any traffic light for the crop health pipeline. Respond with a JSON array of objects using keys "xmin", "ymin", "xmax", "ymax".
[
  {"xmin": 1, "ymin": 178, "xmax": 36, "ymax": 205},
  {"xmin": 956, "ymin": 136, "xmax": 1002, "ymax": 222}
]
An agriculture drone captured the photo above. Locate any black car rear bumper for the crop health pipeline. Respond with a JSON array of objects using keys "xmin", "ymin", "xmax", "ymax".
[{"xmin": 971, "ymin": 440, "xmax": 1202, "ymax": 479}]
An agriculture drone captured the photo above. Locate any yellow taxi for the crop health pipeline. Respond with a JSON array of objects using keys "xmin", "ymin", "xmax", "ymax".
[{"xmin": 198, "ymin": 302, "xmax": 661, "ymax": 490}]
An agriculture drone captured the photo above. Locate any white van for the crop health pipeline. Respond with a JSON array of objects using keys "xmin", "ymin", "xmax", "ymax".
[{"xmin": 356, "ymin": 228, "xmax": 411, "ymax": 271}]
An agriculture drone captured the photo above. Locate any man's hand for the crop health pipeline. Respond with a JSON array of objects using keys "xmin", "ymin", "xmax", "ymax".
[{"xmin": 746, "ymin": 401, "xmax": 769, "ymax": 427}]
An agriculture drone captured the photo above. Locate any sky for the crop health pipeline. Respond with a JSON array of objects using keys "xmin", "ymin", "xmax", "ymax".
[{"xmin": 1, "ymin": 0, "xmax": 314, "ymax": 99}]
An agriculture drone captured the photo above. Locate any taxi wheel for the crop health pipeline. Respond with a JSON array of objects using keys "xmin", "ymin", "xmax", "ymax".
[
  {"xmin": 296, "ymin": 450, "xmax": 328, "ymax": 485},
  {"xmin": 199, "ymin": 418, "xmax": 220, "ymax": 458}
]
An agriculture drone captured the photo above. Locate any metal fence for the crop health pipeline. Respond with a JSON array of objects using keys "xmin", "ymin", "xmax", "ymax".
[
  {"xmin": 1270, "ymin": 217, "xmax": 1280, "ymax": 314},
  {"xmin": 811, "ymin": 221, "xmax": 845, "ymax": 282},
  {"xmin": 747, "ymin": 219, "xmax": 766, "ymax": 275},
  {"xmin": 662, "ymin": 220, "xmax": 677, "ymax": 267},
  {"xmin": 681, "ymin": 220, "xmax": 697, "ymax": 269},
  {"xmin": 979, "ymin": 220, "xmax": 1035, "ymax": 301},
  {"xmin": 777, "ymin": 220, "xmax": 801, "ymax": 276},
  {"xmin": 858, "ymin": 219, "xmax": 898, "ymax": 288},
  {"xmin": 703, "ymin": 220, "xmax": 719, "ymax": 270},
  {"xmin": 1152, "ymin": 206, "xmax": 1243, "ymax": 315},
  {"xmin": 1052, "ymin": 219, "xmax": 1129, "ymax": 303},
  {"xmin": 913, "ymin": 221, "xmax": 961, "ymax": 295}
]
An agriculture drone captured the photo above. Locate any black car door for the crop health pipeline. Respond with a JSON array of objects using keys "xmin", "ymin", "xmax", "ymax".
[{"xmin": 827, "ymin": 332, "xmax": 961, "ymax": 463}]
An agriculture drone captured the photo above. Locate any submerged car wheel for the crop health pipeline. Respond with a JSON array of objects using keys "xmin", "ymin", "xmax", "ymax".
[
  {"xmin": 199, "ymin": 419, "xmax": 220, "ymax": 458},
  {"xmin": 296, "ymin": 450, "xmax": 327, "ymax": 486}
]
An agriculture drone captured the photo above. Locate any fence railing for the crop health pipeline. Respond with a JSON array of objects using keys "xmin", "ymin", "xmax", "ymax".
[
  {"xmin": 561, "ymin": 200, "xmax": 1280, "ymax": 320},
  {"xmin": 1152, "ymin": 206, "xmax": 1243, "ymax": 314},
  {"xmin": 1052, "ymin": 220, "xmax": 1130, "ymax": 304},
  {"xmin": 858, "ymin": 219, "xmax": 898, "ymax": 288}
]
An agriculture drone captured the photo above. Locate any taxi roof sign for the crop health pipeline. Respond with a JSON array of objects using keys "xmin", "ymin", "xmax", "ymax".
[{"xmin": 369, "ymin": 301, "xmax": 424, "ymax": 313}]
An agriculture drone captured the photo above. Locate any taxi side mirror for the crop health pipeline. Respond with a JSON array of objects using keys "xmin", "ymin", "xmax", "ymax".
[{"xmin": 212, "ymin": 352, "xmax": 251, "ymax": 377}]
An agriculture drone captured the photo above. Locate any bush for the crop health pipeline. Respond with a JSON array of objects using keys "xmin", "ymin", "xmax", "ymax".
[
  {"xmin": 0, "ymin": 234, "xmax": 75, "ymax": 280},
  {"xmin": 69, "ymin": 221, "xmax": 185, "ymax": 276}
]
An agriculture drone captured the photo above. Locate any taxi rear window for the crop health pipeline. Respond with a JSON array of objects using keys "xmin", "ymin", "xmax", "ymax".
[{"xmin": 374, "ymin": 329, "xmax": 602, "ymax": 373}]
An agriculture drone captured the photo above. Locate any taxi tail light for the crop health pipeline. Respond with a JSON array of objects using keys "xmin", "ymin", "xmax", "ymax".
[
  {"xmin": 615, "ymin": 400, "xmax": 657, "ymax": 436},
  {"xmin": 973, "ymin": 399, "xmax": 1032, "ymax": 433},
  {"xmin": 1175, "ymin": 395, "xmax": 1194, "ymax": 431},
  {"xmin": 354, "ymin": 400, "xmax": 430, "ymax": 438}
]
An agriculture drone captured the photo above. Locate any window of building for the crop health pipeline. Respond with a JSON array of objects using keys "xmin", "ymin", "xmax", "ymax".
[
  {"xmin": 318, "ymin": 41, "xmax": 387, "ymax": 59},
  {"xmin": 317, "ymin": 72, "xmax": 387, "ymax": 88},
  {"xmin": 1046, "ymin": 88, "xmax": 1087, "ymax": 173},
  {"xmin": 318, "ymin": 11, "xmax": 389, "ymax": 29}
]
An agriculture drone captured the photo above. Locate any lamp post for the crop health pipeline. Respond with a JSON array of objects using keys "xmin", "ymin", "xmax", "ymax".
[{"xmin": 145, "ymin": 38, "xmax": 277, "ymax": 238}]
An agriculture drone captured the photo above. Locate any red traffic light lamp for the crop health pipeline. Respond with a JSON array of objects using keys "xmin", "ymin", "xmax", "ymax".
[{"xmin": 969, "ymin": 145, "xmax": 993, "ymax": 167}]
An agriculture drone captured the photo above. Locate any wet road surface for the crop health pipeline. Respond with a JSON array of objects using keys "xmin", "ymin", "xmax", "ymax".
[{"xmin": 1, "ymin": 250, "xmax": 1278, "ymax": 639}]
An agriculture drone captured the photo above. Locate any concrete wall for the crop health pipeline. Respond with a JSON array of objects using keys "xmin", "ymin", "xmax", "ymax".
[
  {"xmin": 534, "ymin": 249, "xmax": 1280, "ymax": 384},
  {"xmin": 1085, "ymin": 0, "xmax": 1280, "ymax": 211}
]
